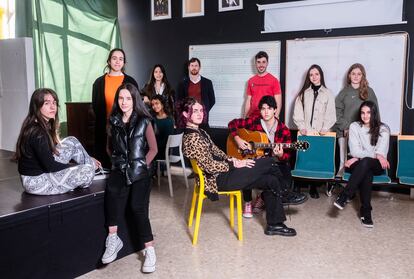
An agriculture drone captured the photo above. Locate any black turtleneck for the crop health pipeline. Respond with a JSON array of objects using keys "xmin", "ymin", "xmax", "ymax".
[{"xmin": 310, "ymin": 83, "xmax": 322, "ymax": 126}]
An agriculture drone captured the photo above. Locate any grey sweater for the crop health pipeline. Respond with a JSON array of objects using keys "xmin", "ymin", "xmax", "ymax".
[
  {"xmin": 348, "ymin": 122, "xmax": 390, "ymax": 159},
  {"xmin": 335, "ymin": 85, "xmax": 378, "ymax": 137}
]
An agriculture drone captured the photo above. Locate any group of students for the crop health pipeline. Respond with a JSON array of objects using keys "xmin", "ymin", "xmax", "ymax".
[
  {"xmin": 15, "ymin": 49, "xmax": 170, "ymax": 274},
  {"xmin": 292, "ymin": 63, "xmax": 381, "ymax": 199},
  {"xmin": 14, "ymin": 49, "xmax": 217, "ymax": 274},
  {"xmin": 291, "ymin": 62, "xmax": 389, "ymax": 229},
  {"xmin": 229, "ymin": 54, "xmax": 389, "ymax": 229},
  {"xmin": 92, "ymin": 49, "xmax": 175, "ymax": 170},
  {"xmin": 13, "ymin": 48, "xmax": 390, "ymax": 274},
  {"xmin": 15, "ymin": 84, "xmax": 158, "ymax": 273}
]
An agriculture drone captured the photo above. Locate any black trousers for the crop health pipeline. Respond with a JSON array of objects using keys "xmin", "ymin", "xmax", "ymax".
[
  {"xmin": 216, "ymin": 157, "xmax": 286, "ymax": 225},
  {"xmin": 344, "ymin": 157, "xmax": 383, "ymax": 216},
  {"xmin": 104, "ymin": 171, "xmax": 154, "ymax": 244},
  {"xmin": 242, "ymin": 161, "xmax": 292, "ymax": 202}
]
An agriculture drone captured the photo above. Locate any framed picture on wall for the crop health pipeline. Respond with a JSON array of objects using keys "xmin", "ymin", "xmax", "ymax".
[
  {"xmin": 219, "ymin": 0, "xmax": 243, "ymax": 12},
  {"xmin": 151, "ymin": 0, "xmax": 171, "ymax": 20},
  {"xmin": 182, "ymin": 0, "xmax": 204, "ymax": 17}
]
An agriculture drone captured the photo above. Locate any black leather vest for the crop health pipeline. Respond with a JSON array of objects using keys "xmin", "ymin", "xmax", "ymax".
[{"xmin": 109, "ymin": 112, "xmax": 150, "ymax": 185}]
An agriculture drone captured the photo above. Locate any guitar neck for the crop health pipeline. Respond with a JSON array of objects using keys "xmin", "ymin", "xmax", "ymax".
[{"xmin": 252, "ymin": 142, "xmax": 293, "ymax": 149}]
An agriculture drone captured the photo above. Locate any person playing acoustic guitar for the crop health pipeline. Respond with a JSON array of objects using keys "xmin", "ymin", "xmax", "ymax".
[{"xmin": 228, "ymin": 96, "xmax": 308, "ymax": 218}]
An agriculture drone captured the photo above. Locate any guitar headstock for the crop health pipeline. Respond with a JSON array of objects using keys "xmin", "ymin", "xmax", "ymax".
[{"xmin": 293, "ymin": 141, "xmax": 310, "ymax": 151}]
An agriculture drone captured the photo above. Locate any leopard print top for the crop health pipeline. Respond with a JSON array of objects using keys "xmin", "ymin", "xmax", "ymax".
[{"xmin": 183, "ymin": 128, "xmax": 230, "ymax": 201}]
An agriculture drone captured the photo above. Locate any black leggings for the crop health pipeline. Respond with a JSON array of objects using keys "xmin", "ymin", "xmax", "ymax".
[
  {"xmin": 344, "ymin": 157, "xmax": 383, "ymax": 216},
  {"xmin": 104, "ymin": 171, "xmax": 153, "ymax": 244},
  {"xmin": 216, "ymin": 157, "xmax": 286, "ymax": 225}
]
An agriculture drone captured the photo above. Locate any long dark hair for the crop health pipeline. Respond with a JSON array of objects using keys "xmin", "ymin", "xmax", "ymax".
[
  {"xmin": 358, "ymin": 101, "xmax": 384, "ymax": 146},
  {"xmin": 144, "ymin": 64, "xmax": 172, "ymax": 98},
  {"xmin": 110, "ymin": 83, "xmax": 152, "ymax": 119},
  {"xmin": 297, "ymin": 64, "xmax": 327, "ymax": 107},
  {"xmin": 347, "ymin": 63, "xmax": 369, "ymax": 100},
  {"xmin": 176, "ymin": 97, "xmax": 207, "ymax": 128},
  {"xmin": 104, "ymin": 48, "xmax": 126, "ymax": 73},
  {"xmin": 15, "ymin": 88, "xmax": 60, "ymax": 159},
  {"xmin": 150, "ymin": 94, "xmax": 172, "ymax": 117}
]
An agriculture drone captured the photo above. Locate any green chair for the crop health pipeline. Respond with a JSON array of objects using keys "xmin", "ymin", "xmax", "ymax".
[
  {"xmin": 291, "ymin": 132, "xmax": 336, "ymax": 180},
  {"xmin": 342, "ymin": 169, "xmax": 391, "ymax": 184},
  {"xmin": 397, "ymin": 135, "xmax": 414, "ymax": 198}
]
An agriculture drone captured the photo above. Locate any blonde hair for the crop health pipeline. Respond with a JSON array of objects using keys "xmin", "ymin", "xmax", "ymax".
[{"xmin": 347, "ymin": 63, "xmax": 369, "ymax": 100}]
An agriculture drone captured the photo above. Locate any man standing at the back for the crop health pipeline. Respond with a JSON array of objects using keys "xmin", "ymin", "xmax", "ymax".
[
  {"xmin": 176, "ymin": 57, "xmax": 215, "ymax": 127},
  {"xmin": 245, "ymin": 51, "xmax": 282, "ymax": 119}
]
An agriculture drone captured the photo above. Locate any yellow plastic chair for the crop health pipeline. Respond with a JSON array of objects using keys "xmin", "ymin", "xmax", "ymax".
[{"xmin": 188, "ymin": 159, "xmax": 243, "ymax": 245}]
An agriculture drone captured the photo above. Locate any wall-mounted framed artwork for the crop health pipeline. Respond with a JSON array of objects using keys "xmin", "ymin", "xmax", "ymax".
[
  {"xmin": 151, "ymin": 0, "xmax": 171, "ymax": 21},
  {"xmin": 182, "ymin": 0, "xmax": 204, "ymax": 17},
  {"xmin": 219, "ymin": 0, "xmax": 243, "ymax": 12}
]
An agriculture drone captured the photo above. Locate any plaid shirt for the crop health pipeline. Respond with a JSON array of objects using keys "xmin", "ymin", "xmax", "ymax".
[{"xmin": 228, "ymin": 115, "xmax": 291, "ymax": 161}]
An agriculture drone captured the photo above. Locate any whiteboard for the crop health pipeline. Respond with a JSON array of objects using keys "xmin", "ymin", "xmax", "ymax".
[
  {"xmin": 189, "ymin": 41, "xmax": 281, "ymax": 127},
  {"xmin": 285, "ymin": 34, "xmax": 407, "ymax": 134}
]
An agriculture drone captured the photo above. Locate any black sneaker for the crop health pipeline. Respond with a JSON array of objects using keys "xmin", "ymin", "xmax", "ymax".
[
  {"xmin": 361, "ymin": 216, "xmax": 374, "ymax": 228},
  {"xmin": 282, "ymin": 191, "xmax": 308, "ymax": 205},
  {"xmin": 334, "ymin": 193, "xmax": 348, "ymax": 210}
]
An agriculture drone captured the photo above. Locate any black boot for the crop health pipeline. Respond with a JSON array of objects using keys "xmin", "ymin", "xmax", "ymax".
[
  {"xmin": 292, "ymin": 182, "xmax": 301, "ymax": 194},
  {"xmin": 309, "ymin": 184, "xmax": 320, "ymax": 199},
  {"xmin": 265, "ymin": 223, "xmax": 296, "ymax": 236},
  {"xmin": 282, "ymin": 190, "xmax": 308, "ymax": 205}
]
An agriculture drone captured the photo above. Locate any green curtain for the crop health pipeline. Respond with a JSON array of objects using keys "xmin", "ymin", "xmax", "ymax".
[{"xmin": 32, "ymin": 0, "xmax": 121, "ymax": 124}]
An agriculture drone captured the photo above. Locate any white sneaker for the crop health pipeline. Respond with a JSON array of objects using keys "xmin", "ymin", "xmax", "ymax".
[
  {"xmin": 102, "ymin": 233, "xmax": 123, "ymax": 264},
  {"xmin": 142, "ymin": 246, "xmax": 156, "ymax": 273}
]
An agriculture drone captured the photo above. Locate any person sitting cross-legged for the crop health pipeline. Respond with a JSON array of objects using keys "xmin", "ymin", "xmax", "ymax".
[
  {"xmin": 180, "ymin": 97, "xmax": 297, "ymax": 236},
  {"xmin": 228, "ymin": 95, "xmax": 308, "ymax": 218}
]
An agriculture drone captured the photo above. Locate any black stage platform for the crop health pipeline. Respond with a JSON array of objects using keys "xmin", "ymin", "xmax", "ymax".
[{"xmin": 0, "ymin": 150, "xmax": 142, "ymax": 279}]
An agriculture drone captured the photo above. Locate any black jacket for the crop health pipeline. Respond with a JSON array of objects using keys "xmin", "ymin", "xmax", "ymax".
[
  {"xmin": 91, "ymin": 73, "xmax": 138, "ymax": 168},
  {"xmin": 176, "ymin": 76, "xmax": 215, "ymax": 121},
  {"xmin": 109, "ymin": 112, "xmax": 150, "ymax": 185},
  {"xmin": 18, "ymin": 127, "xmax": 70, "ymax": 176}
]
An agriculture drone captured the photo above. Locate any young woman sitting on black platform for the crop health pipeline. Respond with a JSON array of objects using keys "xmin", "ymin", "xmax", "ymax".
[{"xmin": 16, "ymin": 88, "xmax": 99, "ymax": 195}]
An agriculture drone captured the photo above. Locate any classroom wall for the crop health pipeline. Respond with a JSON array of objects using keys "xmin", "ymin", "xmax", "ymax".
[
  {"xmin": 0, "ymin": 38, "xmax": 34, "ymax": 151},
  {"xmin": 118, "ymin": 0, "xmax": 414, "ymax": 135}
]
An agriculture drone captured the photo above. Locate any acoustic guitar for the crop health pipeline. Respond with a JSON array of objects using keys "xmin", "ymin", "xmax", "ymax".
[{"xmin": 226, "ymin": 128, "xmax": 309, "ymax": 159}]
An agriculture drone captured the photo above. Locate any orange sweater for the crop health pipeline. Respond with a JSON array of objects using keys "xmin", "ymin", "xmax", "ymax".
[{"xmin": 105, "ymin": 74, "xmax": 124, "ymax": 118}]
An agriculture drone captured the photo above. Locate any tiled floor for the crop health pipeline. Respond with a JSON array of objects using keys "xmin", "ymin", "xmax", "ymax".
[{"xmin": 79, "ymin": 175, "xmax": 414, "ymax": 279}]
